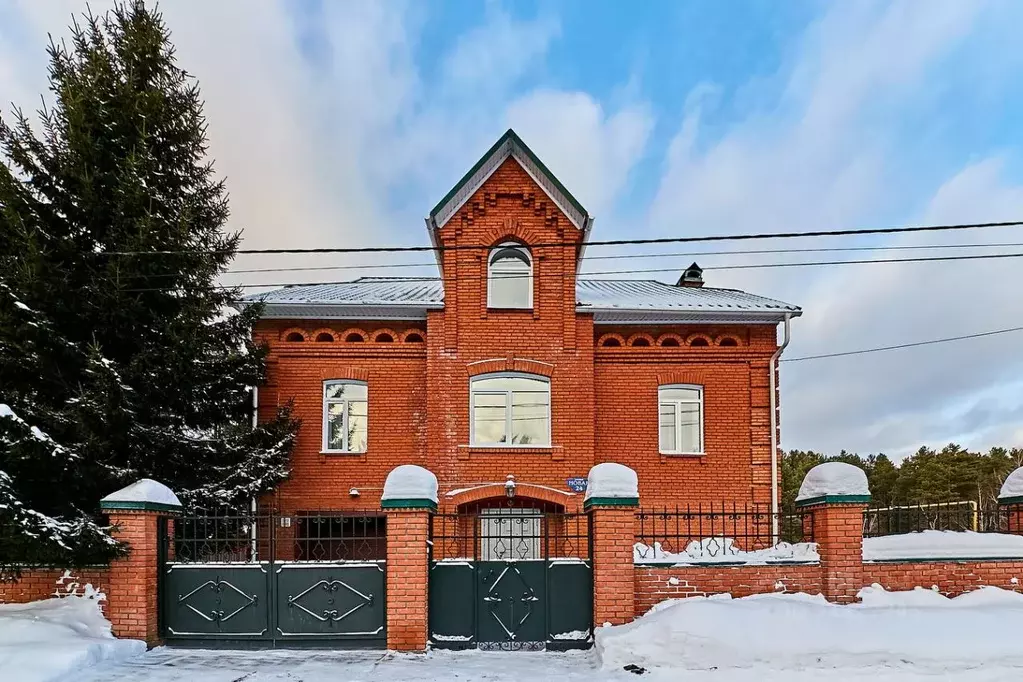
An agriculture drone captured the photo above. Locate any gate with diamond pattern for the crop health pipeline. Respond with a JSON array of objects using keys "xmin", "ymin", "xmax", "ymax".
[
  {"xmin": 159, "ymin": 510, "xmax": 386, "ymax": 647},
  {"xmin": 428, "ymin": 506, "xmax": 593, "ymax": 651}
]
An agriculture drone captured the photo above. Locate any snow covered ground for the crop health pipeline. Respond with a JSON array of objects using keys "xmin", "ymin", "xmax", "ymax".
[{"xmin": 0, "ymin": 587, "xmax": 144, "ymax": 682}]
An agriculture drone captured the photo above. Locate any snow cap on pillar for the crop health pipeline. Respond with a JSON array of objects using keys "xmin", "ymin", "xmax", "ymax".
[
  {"xmin": 584, "ymin": 462, "xmax": 639, "ymax": 508},
  {"xmin": 99, "ymin": 478, "xmax": 182, "ymax": 514},
  {"xmin": 998, "ymin": 467, "xmax": 1023, "ymax": 505},
  {"xmin": 795, "ymin": 462, "xmax": 871, "ymax": 507},
  {"xmin": 381, "ymin": 464, "xmax": 438, "ymax": 511}
]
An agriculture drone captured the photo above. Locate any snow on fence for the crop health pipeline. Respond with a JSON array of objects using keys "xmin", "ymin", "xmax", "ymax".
[
  {"xmin": 863, "ymin": 500, "xmax": 1010, "ymax": 538},
  {"xmin": 634, "ymin": 504, "xmax": 815, "ymax": 564}
]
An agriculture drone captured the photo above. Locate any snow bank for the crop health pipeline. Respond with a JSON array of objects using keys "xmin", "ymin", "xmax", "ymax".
[
  {"xmin": 0, "ymin": 588, "xmax": 144, "ymax": 682},
  {"xmin": 796, "ymin": 461, "xmax": 869, "ymax": 501},
  {"xmin": 634, "ymin": 538, "xmax": 819, "ymax": 565},
  {"xmin": 100, "ymin": 478, "xmax": 181, "ymax": 508},
  {"xmin": 584, "ymin": 463, "xmax": 637, "ymax": 501},
  {"xmin": 1000, "ymin": 467, "xmax": 1023, "ymax": 501},
  {"xmin": 863, "ymin": 530, "xmax": 1023, "ymax": 561},
  {"xmin": 595, "ymin": 586, "xmax": 1023, "ymax": 672},
  {"xmin": 382, "ymin": 465, "xmax": 438, "ymax": 503}
]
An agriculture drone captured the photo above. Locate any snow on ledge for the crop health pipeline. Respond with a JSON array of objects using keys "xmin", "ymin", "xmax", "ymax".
[
  {"xmin": 863, "ymin": 530, "xmax": 1023, "ymax": 562},
  {"xmin": 796, "ymin": 462, "xmax": 869, "ymax": 501},
  {"xmin": 585, "ymin": 463, "xmax": 638, "ymax": 501},
  {"xmin": 382, "ymin": 465, "xmax": 438, "ymax": 503},
  {"xmin": 999, "ymin": 467, "xmax": 1023, "ymax": 502},
  {"xmin": 634, "ymin": 539, "xmax": 820, "ymax": 565},
  {"xmin": 100, "ymin": 479, "xmax": 181, "ymax": 508}
]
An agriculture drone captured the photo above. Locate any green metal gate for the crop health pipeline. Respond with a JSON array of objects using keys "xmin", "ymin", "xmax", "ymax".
[
  {"xmin": 428, "ymin": 505, "xmax": 593, "ymax": 651},
  {"xmin": 159, "ymin": 510, "xmax": 386, "ymax": 647}
]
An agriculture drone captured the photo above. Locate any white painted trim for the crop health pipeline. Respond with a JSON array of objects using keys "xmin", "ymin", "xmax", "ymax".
[
  {"xmin": 487, "ymin": 243, "xmax": 533, "ymax": 310},
  {"xmin": 469, "ymin": 372, "xmax": 551, "ymax": 447},
  {"xmin": 657, "ymin": 384, "xmax": 705, "ymax": 455},
  {"xmin": 322, "ymin": 380, "xmax": 368, "ymax": 454}
]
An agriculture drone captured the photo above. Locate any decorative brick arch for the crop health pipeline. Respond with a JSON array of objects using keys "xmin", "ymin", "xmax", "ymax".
[
  {"xmin": 281, "ymin": 327, "xmax": 308, "ymax": 342},
  {"xmin": 480, "ymin": 218, "xmax": 547, "ymax": 248},
  {"xmin": 446, "ymin": 483, "xmax": 575, "ymax": 510},
  {"xmin": 324, "ymin": 368, "xmax": 370, "ymax": 383},
  {"xmin": 466, "ymin": 357, "xmax": 554, "ymax": 378},
  {"xmin": 656, "ymin": 333, "xmax": 683, "ymax": 347},
  {"xmin": 626, "ymin": 333, "xmax": 655, "ymax": 347},
  {"xmin": 401, "ymin": 328, "xmax": 426, "ymax": 343},
  {"xmin": 715, "ymin": 334, "xmax": 742, "ymax": 347},
  {"xmin": 340, "ymin": 327, "xmax": 368, "ymax": 343},
  {"xmin": 372, "ymin": 328, "xmax": 398, "ymax": 343},
  {"xmin": 657, "ymin": 370, "xmax": 705, "ymax": 386},
  {"xmin": 596, "ymin": 333, "xmax": 626, "ymax": 348},
  {"xmin": 686, "ymin": 333, "xmax": 712, "ymax": 347},
  {"xmin": 311, "ymin": 327, "xmax": 336, "ymax": 343}
]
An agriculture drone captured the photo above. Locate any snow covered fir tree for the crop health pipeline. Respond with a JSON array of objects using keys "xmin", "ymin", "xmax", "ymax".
[{"xmin": 0, "ymin": 1, "xmax": 298, "ymax": 571}]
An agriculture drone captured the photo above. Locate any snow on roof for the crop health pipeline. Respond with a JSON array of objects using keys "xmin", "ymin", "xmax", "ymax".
[
  {"xmin": 382, "ymin": 465, "xmax": 438, "ymax": 503},
  {"xmin": 585, "ymin": 463, "xmax": 638, "ymax": 501},
  {"xmin": 796, "ymin": 462, "xmax": 870, "ymax": 501},
  {"xmin": 999, "ymin": 467, "xmax": 1023, "ymax": 501},
  {"xmin": 239, "ymin": 277, "xmax": 799, "ymax": 323},
  {"xmin": 100, "ymin": 479, "xmax": 181, "ymax": 508}
]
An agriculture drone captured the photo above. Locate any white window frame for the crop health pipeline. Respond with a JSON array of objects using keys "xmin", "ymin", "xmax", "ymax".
[
  {"xmin": 487, "ymin": 242, "xmax": 533, "ymax": 310},
  {"xmin": 658, "ymin": 384, "xmax": 704, "ymax": 455},
  {"xmin": 322, "ymin": 380, "xmax": 368, "ymax": 454},
  {"xmin": 469, "ymin": 372, "xmax": 551, "ymax": 447}
]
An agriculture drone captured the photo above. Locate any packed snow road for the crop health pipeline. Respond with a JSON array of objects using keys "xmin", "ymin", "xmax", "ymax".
[{"xmin": 67, "ymin": 648, "xmax": 1023, "ymax": 682}]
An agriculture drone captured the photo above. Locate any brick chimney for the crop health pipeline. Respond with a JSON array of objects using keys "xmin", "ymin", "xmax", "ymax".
[{"xmin": 676, "ymin": 262, "xmax": 704, "ymax": 288}]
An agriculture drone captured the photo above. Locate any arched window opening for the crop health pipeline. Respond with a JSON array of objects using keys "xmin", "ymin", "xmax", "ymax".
[
  {"xmin": 470, "ymin": 373, "xmax": 550, "ymax": 447},
  {"xmin": 375, "ymin": 333, "xmax": 394, "ymax": 343},
  {"xmin": 689, "ymin": 337, "xmax": 710, "ymax": 347},
  {"xmin": 404, "ymin": 333, "xmax": 424, "ymax": 343},
  {"xmin": 488, "ymin": 242, "xmax": 532, "ymax": 309},
  {"xmin": 660, "ymin": 337, "xmax": 680, "ymax": 347},
  {"xmin": 630, "ymin": 337, "xmax": 651, "ymax": 347},
  {"xmin": 719, "ymin": 337, "xmax": 738, "ymax": 347},
  {"xmin": 285, "ymin": 332, "xmax": 305, "ymax": 342},
  {"xmin": 315, "ymin": 332, "xmax": 334, "ymax": 343},
  {"xmin": 345, "ymin": 333, "xmax": 364, "ymax": 343},
  {"xmin": 601, "ymin": 337, "xmax": 621, "ymax": 347}
]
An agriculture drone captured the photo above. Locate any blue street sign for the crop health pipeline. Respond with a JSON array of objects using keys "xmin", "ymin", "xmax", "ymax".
[{"xmin": 567, "ymin": 477, "xmax": 587, "ymax": 493}]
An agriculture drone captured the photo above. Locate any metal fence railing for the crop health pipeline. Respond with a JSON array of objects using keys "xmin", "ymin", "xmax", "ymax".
[
  {"xmin": 862, "ymin": 501, "xmax": 1010, "ymax": 538},
  {"xmin": 634, "ymin": 503, "xmax": 814, "ymax": 562}
]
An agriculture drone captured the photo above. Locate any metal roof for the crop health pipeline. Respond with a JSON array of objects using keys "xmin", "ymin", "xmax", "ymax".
[{"xmin": 239, "ymin": 277, "xmax": 800, "ymax": 323}]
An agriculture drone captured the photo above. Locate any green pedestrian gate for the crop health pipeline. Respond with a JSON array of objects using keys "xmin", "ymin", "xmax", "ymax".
[
  {"xmin": 158, "ymin": 510, "xmax": 386, "ymax": 647},
  {"xmin": 428, "ymin": 504, "xmax": 593, "ymax": 651}
]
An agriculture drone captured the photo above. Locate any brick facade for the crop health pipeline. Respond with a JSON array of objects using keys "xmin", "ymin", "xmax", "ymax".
[
  {"xmin": 384, "ymin": 508, "xmax": 430, "ymax": 651},
  {"xmin": 254, "ymin": 157, "xmax": 781, "ymax": 516}
]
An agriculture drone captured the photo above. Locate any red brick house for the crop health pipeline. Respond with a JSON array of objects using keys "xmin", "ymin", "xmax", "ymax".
[{"xmin": 242, "ymin": 129, "xmax": 801, "ymax": 516}]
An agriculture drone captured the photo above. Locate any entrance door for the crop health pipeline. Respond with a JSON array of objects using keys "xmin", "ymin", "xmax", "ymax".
[{"xmin": 429, "ymin": 503, "xmax": 593, "ymax": 651}]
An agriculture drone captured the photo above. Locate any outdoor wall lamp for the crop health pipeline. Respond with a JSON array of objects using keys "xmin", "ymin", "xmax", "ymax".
[
  {"xmin": 505, "ymin": 475, "xmax": 516, "ymax": 499},
  {"xmin": 349, "ymin": 488, "xmax": 360, "ymax": 498}
]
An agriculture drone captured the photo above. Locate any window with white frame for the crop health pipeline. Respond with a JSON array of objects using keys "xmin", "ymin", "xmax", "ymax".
[
  {"xmin": 322, "ymin": 381, "xmax": 368, "ymax": 453},
  {"xmin": 470, "ymin": 373, "xmax": 550, "ymax": 446},
  {"xmin": 488, "ymin": 243, "xmax": 532, "ymax": 309},
  {"xmin": 658, "ymin": 384, "xmax": 704, "ymax": 454}
]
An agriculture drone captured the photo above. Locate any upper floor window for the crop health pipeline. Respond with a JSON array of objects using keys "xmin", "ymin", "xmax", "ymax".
[
  {"xmin": 323, "ymin": 381, "xmax": 368, "ymax": 453},
  {"xmin": 658, "ymin": 384, "xmax": 703, "ymax": 455},
  {"xmin": 470, "ymin": 373, "xmax": 550, "ymax": 446},
  {"xmin": 488, "ymin": 243, "xmax": 532, "ymax": 309}
]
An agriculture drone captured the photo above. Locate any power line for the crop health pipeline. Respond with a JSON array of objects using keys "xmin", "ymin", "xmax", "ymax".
[
  {"xmin": 98, "ymin": 219, "xmax": 1023, "ymax": 256},
  {"xmin": 782, "ymin": 326, "xmax": 1023, "ymax": 362},
  {"xmin": 121, "ymin": 249, "xmax": 1023, "ymax": 291}
]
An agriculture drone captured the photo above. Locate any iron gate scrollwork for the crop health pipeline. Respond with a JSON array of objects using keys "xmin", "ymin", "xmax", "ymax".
[
  {"xmin": 159, "ymin": 509, "xmax": 386, "ymax": 647},
  {"xmin": 428, "ymin": 504, "xmax": 593, "ymax": 651}
]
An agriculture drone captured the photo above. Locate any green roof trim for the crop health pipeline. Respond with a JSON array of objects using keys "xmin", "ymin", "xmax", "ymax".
[
  {"xmin": 381, "ymin": 498, "xmax": 438, "ymax": 512},
  {"xmin": 99, "ymin": 500, "xmax": 182, "ymax": 514},
  {"xmin": 428, "ymin": 129, "xmax": 589, "ymax": 227},
  {"xmin": 795, "ymin": 494, "xmax": 872, "ymax": 508},
  {"xmin": 998, "ymin": 496, "xmax": 1023, "ymax": 506},
  {"xmin": 583, "ymin": 497, "xmax": 639, "ymax": 509}
]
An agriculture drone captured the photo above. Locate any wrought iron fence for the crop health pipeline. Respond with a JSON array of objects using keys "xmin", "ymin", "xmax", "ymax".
[
  {"xmin": 634, "ymin": 503, "xmax": 814, "ymax": 562},
  {"xmin": 862, "ymin": 501, "xmax": 1009, "ymax": 538},
  {"xmin": 170, "ymin": 509, "xmax": 387, "ymax": 563},
  {"xmin": 431, "ymin": 510, "xmax": 591, "ymax": 561}
]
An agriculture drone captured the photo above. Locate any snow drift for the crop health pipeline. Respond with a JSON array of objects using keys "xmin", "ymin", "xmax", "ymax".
[
  {"xmin": 863, "ymin": 530, "xmax": 1023, "ymax": 561},
  {"xmin": 0, "ymin": 587, "xmax": 144, "ymax": 682},
  {"xmin": 595, "ymin": 586, "xmax": 1023, "ymax": 672}
]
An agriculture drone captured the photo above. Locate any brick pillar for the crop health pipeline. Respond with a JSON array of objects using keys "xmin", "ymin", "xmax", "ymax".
[
  {"xmin": 588, "ymin": 504, "xmax": 637, "ymax": 626},
  {"xmin": 100, "ymin": 478, "xmax": 183, "ymax": 646},
  {"xmin": 802, "ymin": 500, "xmax": 868, "ymax": 604},
  {"xmin": 382, "ymin": 507, "xmax": 431, "ymax": 651}
]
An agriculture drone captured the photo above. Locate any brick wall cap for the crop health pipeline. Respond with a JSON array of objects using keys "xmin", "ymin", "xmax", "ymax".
[
  {"xmin": 998, "ymin": 495, "xmax": 1023, "ymax": 506},
  {"xmin": 998, "ymin": 467, "xmax": 1023, "ymax": 502},
  {"xmin": 584, "ymin": 497, "xmax": 639, "ymax": 509},
  {"xmin": 795, "ymin": 494, "xmax": 871, "ymax": 508},
  {"xmin": 381, "ymin": 498, "xmax": 438, "ymax": 512},
  {"xmin": 100, "ymin": 478, "xmax": 181, "ymax": 513},
  {"xmin": 584, "ymin": 463, "xmax": 638, "ymax": 501},
  {"xmin": 796, "ymin": 462, "xmax": 869, "ymax": 502},
  {"xmin": 382, "ymin": 465, "xmax": 438, "ymax": 504}
]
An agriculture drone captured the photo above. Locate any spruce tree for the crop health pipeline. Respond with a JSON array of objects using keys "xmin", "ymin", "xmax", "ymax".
[{"xmin": 0, "ymin": 1, "xmax": 297, "ymax": 570}]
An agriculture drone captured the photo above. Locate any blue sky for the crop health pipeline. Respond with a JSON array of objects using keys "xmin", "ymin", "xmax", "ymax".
[{"xmin": 4, "ymin": 0, "xmax": 1023, "ymax": 457}]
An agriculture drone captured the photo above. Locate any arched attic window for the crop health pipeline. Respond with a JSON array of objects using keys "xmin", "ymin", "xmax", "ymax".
[
  {"xmin": 315, "ymin": 332, "xmax": 334, "ymax": 342},
  {"xmin": 285, "ymin": 332, "xmax": 305, "ymax": 342},
  {"xmin": 488, "ymin": 242, "xmax": 532, "ymax": 309}
]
